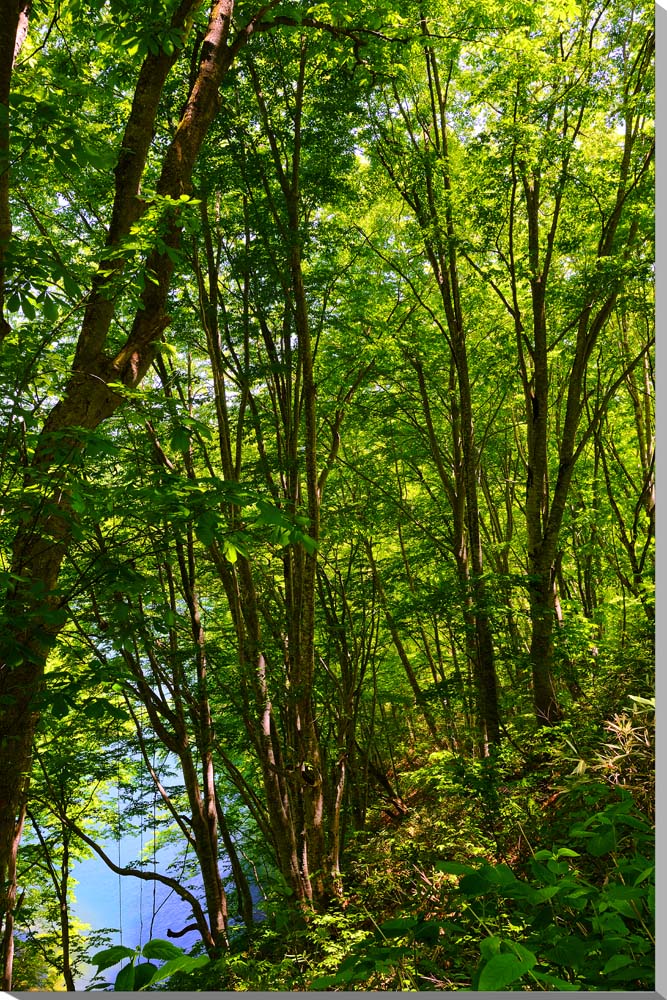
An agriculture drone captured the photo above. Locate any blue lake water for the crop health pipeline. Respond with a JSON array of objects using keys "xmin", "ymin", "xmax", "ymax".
[{"xmin": 72, "ymin": 833, "xmax": 206, "ymax": 989}]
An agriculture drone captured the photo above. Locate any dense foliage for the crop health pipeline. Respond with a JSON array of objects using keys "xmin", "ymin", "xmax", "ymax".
[{"xmin": 0, "ymin": 0, "xmax": 653, "ymax": 991}]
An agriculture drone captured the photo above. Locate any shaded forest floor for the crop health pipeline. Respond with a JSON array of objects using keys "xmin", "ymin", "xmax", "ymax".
[{"xmin": 156, "ymin": 687, "xmax": 654, "ymax": 992}]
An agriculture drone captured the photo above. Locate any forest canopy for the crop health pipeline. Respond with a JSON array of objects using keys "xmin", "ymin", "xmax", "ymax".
[{"xmin": 0, "ymin": 0, "xmax": 654, "ymax": 991}]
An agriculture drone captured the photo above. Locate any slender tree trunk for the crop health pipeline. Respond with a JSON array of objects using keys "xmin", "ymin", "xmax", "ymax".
[
  {"xmin": 527, "ymin": 572, "xmax": 562, "ymax": 724},
  {"xmin": 215, "ymin": 795, "xmax": 254, "ymax": 928},
  {"xmin": 0, "ymin": 0, "xmax": 30, "ymax": 343},
  {"xmin": 59, "ymin": 835, "xmax": 76, "ymax": 992},
  {"xmin": 1, "ymin": 798, "xmax": 25, "ymax": 991},
  {"xmin": 179, "ymin": 745, "xmax": 228, "ymax": 950},
  {"xmin": 287, "ymin": 168, "xmax": 327, "ymax": 901},
  {"xmin": 383, "ymin": 18, "xmax": 502, "ymax": 749},
  {"xmin": 412, "ymin": 354, "xmax": 498, "ymax": 747},
  {"xmin": 366, "ymin": 544, "xmax": 441, "ymax": 743},
  {"xmin": 232, "ymin": 42, "xmax": 333, "ymax": 906}
]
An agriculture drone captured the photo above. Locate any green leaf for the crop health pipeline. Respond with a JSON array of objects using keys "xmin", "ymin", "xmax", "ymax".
[
  {"xmin": 531, "ymin": 970, "xmax": 579, "ymax": 990},
  {"xmin": 413, "ymin": 920, "xmax": 442, "ymax": 944},
  {"xmin": 533, "ymin": 884, "xmax": 561, "ymax": 901},
  {"xmin": 604, "ymin": 954, "xmax": 633, "ymax": 974},
  {"xmin": 170, "ymin": 426, "xmax": 190, "ymax": 452},
  {"xmin": 83, "ymin": 699, "xmax": 107, "ymax": 719},
  {"xmin": 50, "ymin": 694, "xmax": 72, "ymax": 719},
  {"xmin": 114, "ymin": 961, "xmax": 135, "ymax": 991},
  {"xmin": 91, "ymin": 946, "xmax": 137, "ymax": 973},
  {"xmin": 588, "ymin": 829, "xmax": 617, "ymax": 856},
  {"xmin": 133, "ymin": 962, "xmax": 158, "ymax": 989},
  {"xmin": 255, "ymin": 502, "xmax": 290, "ymax": 528},
  {"xmin": 62, "ymin": 274, "xmax": 82, "ymax": 299},
  {"xmin": 478, "ymin": 953, "xmax": 528, "ymax": 990},
  {"xmin": 140, "ymin": 953, "xmax": 209, "ymax": 988},
  {"xmin": 509, "ymin": 941, "xmax": 537, "ymax": 966},
  {"xmin": 195, "ymin": 511, "xmax": 218, "ymax": 546},
  {"xmin": 297, "ymin": 532, "xmax": 318, "ymax": 554},
  {"xmin": 487, "ymin": 863, "xmax": 521, "ymax": 888},
  {"xmin": 459, "ymin": 871, "xmax": 492, "ymax": 895},
  {"xmin": 479, "ymin": 935, "xmax": 502, "ymax": 961},
  {"xmin": 436, "ymin": 861, "xmax": 477, "ymax": 876},
  {"xmin": 545, "ymin": 935, "xmax": 588, "ymax": 969},
  {"xmin": 606, "ymin": 897, "xmax": 640, "ymax": 918},
  {"xmin": 628, "ymin": 695, "xmax": 655, "ymax": 708},
  {"xmin": 378, "ymin": 917, "xmax": 416, "ymax": 937},
  {"xmin": 141, "ymin": 938, "xmax": 184, "ymax": 961},
  {"xmin": 223, "ymin": 539, "xmax": 238, "ymax": 564},
  {"xmin": 21, "ymin": 295, "xmax": 36, "ymax": 320},
  {"xmin": 633, "ymin": 865, "xmax": 655, "ymax": 886},
  {"xmin": 309, "ymin": 974, "xmax": 338, "ymax": 989}
]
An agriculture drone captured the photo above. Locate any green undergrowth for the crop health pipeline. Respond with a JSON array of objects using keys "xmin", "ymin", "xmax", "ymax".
[{"xmin": 149, "ymin": 698, "xmax": 654, "ymax": 991}]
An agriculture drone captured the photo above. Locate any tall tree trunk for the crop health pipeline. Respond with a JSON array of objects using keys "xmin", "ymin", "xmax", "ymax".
[
  {"xmin": 0, "ymin": 0, "xmax": 30, "ymax": 343},
  {"xmin": 59, "ymin": 833, "xmax": 76, "ymax": 992},
  {"xmin": 366, "ymin": 544, "xmax": 441, "ymax": 743},
  {"xmin": 1, "ymin": 799, "xmax": 25, "ymax": 991},
  {"xmin": 0, "ymin": 0, "xmax": 241, "ymax": 978},
  {"xmin": 284, "ymin": 49, "xmax": 328, "ymax": 891},
  {"xmin": 215, "ymin": 795, "xmax": 255, "ymax": 929},
  {"xmin": 179, "ymin": 745, "xmax": 229, "ymax": 951},
  {"xmin": 517, "ymin": 29, "xmax": 653, "ymax": 723},
  {"xmin": 411, "ymin": 354, "xmax": 498, "ymax": 747}
]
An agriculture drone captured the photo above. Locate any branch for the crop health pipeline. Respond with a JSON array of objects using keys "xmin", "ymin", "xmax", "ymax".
[
  {"xmin": 573, "ymin": 337, "xmax": 654, "ymax": 466},
  {"xmin": 253, "ymin": 16, "xmax": 410, "ymax": 47},
  {"xmin": 63, "ymin": 817, "xmax": 215, "ymax": 951},
  {"xmin": 317, "ymin": 363, "xmax": 374, "ymax": 496},
  {"xmin": 73, "ymin": 0, "xmax": 207, "ymax": 370},
  {"xmin": 124, "ymin": 698, "xmax": 197, "ymax": 851}
]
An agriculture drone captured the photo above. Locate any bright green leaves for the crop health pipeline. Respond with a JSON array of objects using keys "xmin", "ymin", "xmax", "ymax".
[
  {"xmin": 93, "ymin": 12, "xmax": 188, "ymax": 61},
  {"xmin": 38, "ymin": 657, "xmax": 130, "ymax": 724},
  {"xmin": 166, "ymin": 412, "xmax": 212, "ymax": 453},
  {"xmin": 169, "ymin": 425, "xmax": 191, "ymax": 452},
  {"xmin": 126, "ymin": 475, "xmax": 314, "ymax": 554},
  {"xmin": 193, "ymin": 509, "xmax": 218, "ymax": 547},
  {"xmin": 92, "ymin": 191, "xmax": 202, "ymax": 307},
  {"xmin": 90, "ymin": 939, "xmax": 209, "ymax": 991},
  {"xmin": 140, "ymin": 938, "xmax": 183, "ymax": 960},
  {"xmin": 116, "ymin": 961, "xmax": 157, "ymax": 990},
  {"xmin": 48, "ymin": 692, "xmax": 76, "ymax": 720},
  {"xmin": 3, "ymin": 287, "xmax": 58, "ymax": 322},
  {"xmin": 569, "ymin": 789, "xmax": 653, "ymax": 859},
  {"xmin": 254, "ymin": 500, "xmax": 317, "ymax": 553},
  {"xmin": 90, "ymin": 945, "xmax": 137, "ymax": 973},
  {"xmin": 138, "ymin": 953, "xmax": 210, "ymax": 987},
  {"xmin": 441, "ymin": 798, "xmax": 653, "ymax": 990},
  {"xmin": 310, "ymin": 937, "xmax": 416, "ymax": 990}
]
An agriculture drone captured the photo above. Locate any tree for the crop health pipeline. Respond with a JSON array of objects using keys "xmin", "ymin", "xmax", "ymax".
[
  {"xmin": 363, "ymin": 12, "xmax": 502, "ymax": 749},
  {"xmin": 455, "ymin": 0, "xmax": 653, "ymax": 721},
  {"xmin": 0, "ymin": 0, "xmax": 274, "ymax": 981}
]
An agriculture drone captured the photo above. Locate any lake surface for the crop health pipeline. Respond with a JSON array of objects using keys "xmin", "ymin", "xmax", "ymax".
[{"xmin": 72, "ymin": 832, "xmax": 207, "ymax": 989}]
